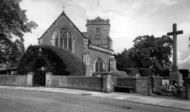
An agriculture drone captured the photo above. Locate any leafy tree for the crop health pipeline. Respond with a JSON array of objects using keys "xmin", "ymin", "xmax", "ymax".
[
  {"xmin": 114, "ymin": 49, "xmax": 135, "ymax": 71},
  {"xmin": 0, "ymin": 0, "xmax": 37, "ymax": 66},
  {"xmin": 0, "ymin": 36, "xmax": 22, "ymax": 68},
  {"xmin": 115, "ymin": 35, "xmax": 173, "ymax": 74},
  {"xmin": 0, "ymin": 0, "xmax": 37, "ymax": 41}
]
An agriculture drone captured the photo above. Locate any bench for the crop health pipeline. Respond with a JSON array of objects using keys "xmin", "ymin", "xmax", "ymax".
[{"xmin": 114, "ymin": 86, "xmax": 134, "ymax": 93}]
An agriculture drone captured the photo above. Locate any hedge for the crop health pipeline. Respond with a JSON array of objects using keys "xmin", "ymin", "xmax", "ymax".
[{"xmin": 17, "ymin": 45, "xmax": 86, "ymax": 76}]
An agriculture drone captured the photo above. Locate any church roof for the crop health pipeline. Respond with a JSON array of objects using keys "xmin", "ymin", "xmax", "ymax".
[
  {"xmin": 38, "ymin": 11, "xmax": 87, "ymax": 40},
  {"xmin": 82, "ymin": 32, "xmax": 89, "ymax": 38},
  {"xmin": 89, "ymin": 44, "xmax": 114, "ymax": 55}
]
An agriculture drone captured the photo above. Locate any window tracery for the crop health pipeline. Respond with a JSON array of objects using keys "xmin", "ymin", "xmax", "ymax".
[
  {"xmin": 95, "ymin": 58, "xmax": 104, "ymax": 72},
  {"xmin": 51, "ymin": 28, "xmax": 74, "ymax": 52}
]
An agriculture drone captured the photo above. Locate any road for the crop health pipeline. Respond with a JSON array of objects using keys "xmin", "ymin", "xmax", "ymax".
[{"xmin": 0, "ymin": 88, "xmax": 189, "ymax": 112}]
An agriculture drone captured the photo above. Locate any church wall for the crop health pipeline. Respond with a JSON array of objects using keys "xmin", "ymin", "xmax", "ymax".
[
  {"xmin": 88, "ymin": 48, "xmax": 113, "ymax": 74},
  {"xmin": 38, "ymin": 13, "xmax": 84, "ymax": 60}
]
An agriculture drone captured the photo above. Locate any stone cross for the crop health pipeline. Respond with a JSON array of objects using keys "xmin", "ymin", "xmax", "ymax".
[{"xmin": 167, "ymin": 23, "xmax": 183, "ymax": 71}]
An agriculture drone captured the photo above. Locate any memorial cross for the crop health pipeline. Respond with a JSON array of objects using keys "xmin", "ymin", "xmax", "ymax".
[{"xmin": 167, "ymin": 23, "xmax": 183, "ymax": 71}]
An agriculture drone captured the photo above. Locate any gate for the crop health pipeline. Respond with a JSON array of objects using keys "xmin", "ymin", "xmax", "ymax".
[{"xmin": 33, "ymin": 68, "xmax": 46, "ymax": 86}]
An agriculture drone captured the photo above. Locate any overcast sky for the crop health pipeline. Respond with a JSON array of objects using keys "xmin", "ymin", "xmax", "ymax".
[{"xmin": 20, "ymin": 0, "xmax": 190, "ymax": 69}]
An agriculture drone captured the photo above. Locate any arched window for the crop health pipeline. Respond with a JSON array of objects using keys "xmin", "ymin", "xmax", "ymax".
[
  {"xmin": 95, "ymin": 58, "xmax": 104, "ymax": 72},
  {"xmin": 51, "ymin": 27, "xmax": 73, "ymax": 52}
]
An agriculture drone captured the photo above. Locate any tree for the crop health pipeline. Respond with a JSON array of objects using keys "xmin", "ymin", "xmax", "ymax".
[
  {"xmin": 114, "ymin": 49, "xmax": 135, "ymax": 71},
  {"xmin": 0, "ymin": 36, "xmax": 21, "ymax": 68},
  {"xmin": 0, "ymin": 0, "xmax": 37, "ymax": 66},
  {"xmin": 115, "ymin": 35, "xmax": 173, "ymax": 74},
  {"xmin": 0, "ymin": 0, "xmax": 37, "ymax": 41}
]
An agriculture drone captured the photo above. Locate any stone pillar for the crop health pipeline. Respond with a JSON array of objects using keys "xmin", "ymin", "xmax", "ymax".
[
  {"xmin": 185, "ymin": 78, "xmax": 190, "ymax": 99},
  {"xmin": 27, "ymin": 72, "xmax": 34, "ymax": 86},
  {"xmin": 46, "ymin": 72, "xmax": 53, "ymax": 87},
  {"xmin": 169, "ymin": 71, "xmax": 183, "ymax": 86},
  {"xmin": 185, "ymin": 84, "xmax": 190, "ymax": 99},
  {"xmin": 103, "ymin": 74, "xmax": 113, "ymax": 93}
]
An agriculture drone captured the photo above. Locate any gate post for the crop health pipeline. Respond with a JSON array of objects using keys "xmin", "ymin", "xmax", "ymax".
[
  {"xmin": 103, "ymin": 74, "xmax": 113, "ymax": 93},
  {"xmin": 46, "ymin": 72, "xmax": 52, "ymax": 87},
  {"xmin": 185, "ymin": 78, "xmax": 190, "ymax": 99},
  {"xmin": 27, "ymin": 72, "xmax": 34, "ymax": 86},
  {"xmin": 185, "ymin": 84, "xmax": 190, "ymax": 99}
]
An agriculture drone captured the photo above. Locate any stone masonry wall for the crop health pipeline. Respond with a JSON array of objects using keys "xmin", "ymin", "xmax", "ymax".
[
  {"xmin": 152, "ymin": 77, "xmax": 162, "ymax": 93},
  {"xmin": 113, "ymin": 77, "xmax": 150, "ymax": 95},
  {"xmin": 0, "ymin": 75, "xmax": 27, "ymax": 86},
  {"xmin": 135, "ymin": 77, "xmax": 150, "ymax": 95},
  {"xmin": 51, "ymin": 76, "xmax": 103, "ymax": 91},
  {"xmin": 88, "ymin": 48, "xmax": 113, "ymax": 74}
]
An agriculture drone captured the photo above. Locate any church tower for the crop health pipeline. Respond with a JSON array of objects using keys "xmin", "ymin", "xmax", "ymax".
[{"xmin": 86, "ymin": 17, "xmax": 112, "ymax": 50}]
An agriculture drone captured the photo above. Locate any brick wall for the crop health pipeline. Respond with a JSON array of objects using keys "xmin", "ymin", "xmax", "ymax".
[
  {"xmin": 51, "ymin": 76, "xmax": 103, "ymax": 91},
  {"xmin": 0, "ymin": 75, "xmax": 27, "ymax": 86}
]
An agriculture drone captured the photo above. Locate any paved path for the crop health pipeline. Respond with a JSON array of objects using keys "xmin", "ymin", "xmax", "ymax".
[{"xmin": 0, "ymin": 86, "xmax": 189, "ymax": 111}]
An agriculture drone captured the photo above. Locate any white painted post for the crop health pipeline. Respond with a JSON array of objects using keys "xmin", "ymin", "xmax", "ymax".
[
  {"xmin": 103, "ymin": 74, "xmax": 113, "ymax": 93},
  {"xmin": 46, "ymin": 72, "xmax": 53, "ymax": 87},
  {"xmin": 27, "ymin": 72, "xmax": 34, "ymax": 86}
]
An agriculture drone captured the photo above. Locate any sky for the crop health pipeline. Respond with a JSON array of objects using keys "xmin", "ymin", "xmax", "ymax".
[{"xmin": 20, "ymin": 0, "xmax": 190, "ymax": 69}]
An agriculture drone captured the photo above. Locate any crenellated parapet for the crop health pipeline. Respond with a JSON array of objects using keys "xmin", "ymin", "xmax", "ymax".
[{"xmin": 86, "ymin": 17, "xmax": 110, "ymax": 26}]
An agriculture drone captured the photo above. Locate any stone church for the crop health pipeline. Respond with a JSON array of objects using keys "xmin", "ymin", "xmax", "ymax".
[{"xmin": 38, "ymin": 11, "xmax": 117, "ymax": 76}]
